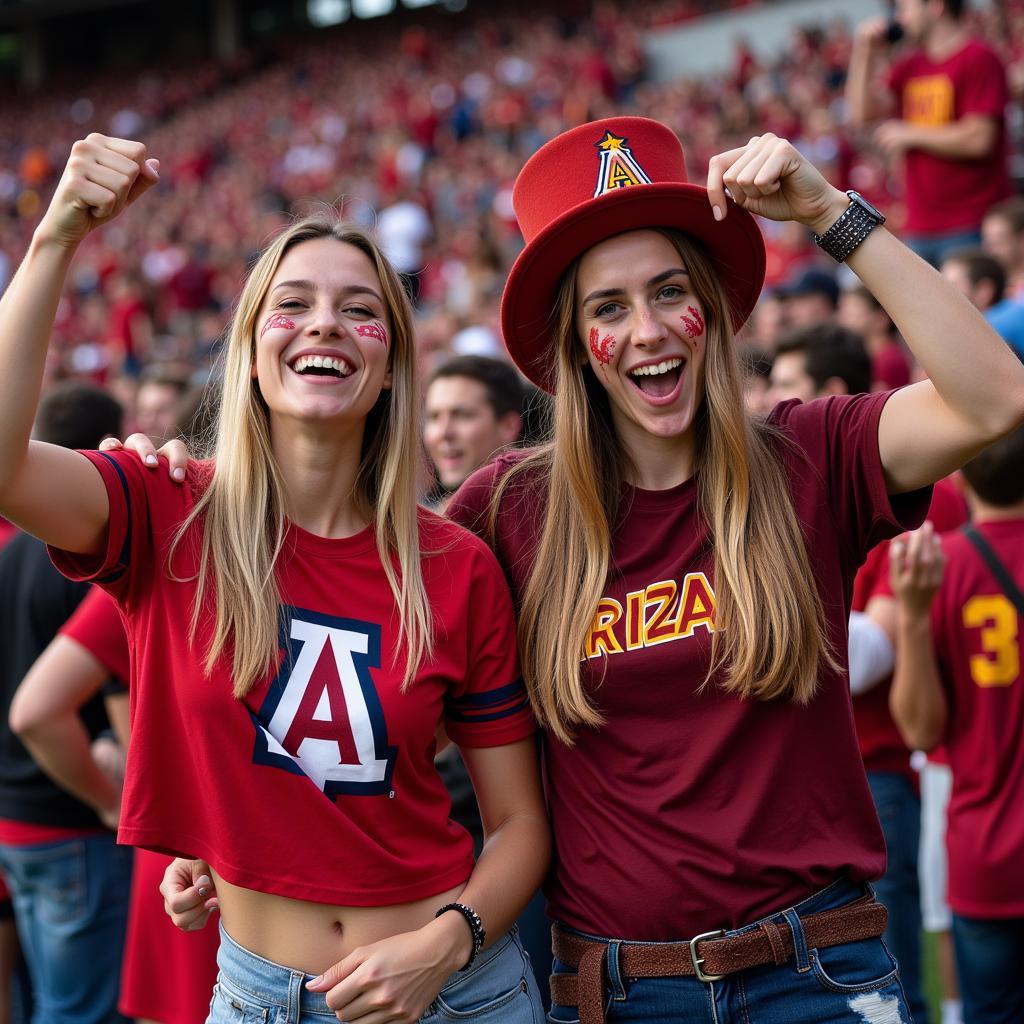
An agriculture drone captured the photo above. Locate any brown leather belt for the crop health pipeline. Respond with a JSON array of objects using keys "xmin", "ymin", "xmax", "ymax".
[{"xmin": 549, "ymin": 895, "xmax": 888, "ymax": 1024}]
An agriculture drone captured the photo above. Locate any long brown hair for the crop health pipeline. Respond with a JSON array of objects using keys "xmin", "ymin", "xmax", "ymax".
[
  {"xmin": 494, "ymin": 229, "xmax": 837, "ymax": 745},
  {"xmin": 171, "ymin": 216, "xmax": 431, "ymax": 697}
]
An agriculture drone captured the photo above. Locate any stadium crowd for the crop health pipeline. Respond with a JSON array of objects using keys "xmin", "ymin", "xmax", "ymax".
[{"xmin": 0, "ymin": 0, "xmax": 1023, "ymax": 1021}]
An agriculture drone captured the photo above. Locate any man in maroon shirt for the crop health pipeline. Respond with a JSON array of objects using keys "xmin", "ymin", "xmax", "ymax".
[
  {"xmin": 847, "ymin": 0, "xmax": 1012, "ymax": 267},
  {"xmin": 890, "ymin": 426, "xmax": 1024, "ymax": 1024}
]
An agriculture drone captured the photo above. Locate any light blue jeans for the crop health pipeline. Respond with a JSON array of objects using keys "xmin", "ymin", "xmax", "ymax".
[
  {"xmin": 0, "ymin": 833, "xmax": 132, "ymax": 1024},
  {"xmin": 208, "ymin": 922, "xmax": 544, "ymax": 1023}
]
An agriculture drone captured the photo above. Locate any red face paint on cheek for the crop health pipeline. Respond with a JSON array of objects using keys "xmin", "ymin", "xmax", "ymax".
[
  {"xmin": 260, "ymin": 314, "xmax": 296, "ymax": 340},
  {"xmin": 588, "ymin": 326, "xmax": 617, "ymax": 366},
  {"xmin": 355, "ymin": 322, "xmax": 388, "ymax": 347},
  {"xmin": 680, "ymin": 306, "xmax": 704, "ymax": 340}
]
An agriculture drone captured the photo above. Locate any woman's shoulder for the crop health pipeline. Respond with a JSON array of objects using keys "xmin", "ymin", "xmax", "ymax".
[
  {"xmin": 446, "ymin": 447, "xmax": 547, "ymax": 538},
  {"xmin": 84, "ymin": 448, "xmax": 213, "ymax": 516},
  {"xmin": 416, "ymin": 504, "xmax": 509, "ymax": 585},
  {"xmin": 766, "ymin": 392, "xmax": 891, "ymax": 453}
]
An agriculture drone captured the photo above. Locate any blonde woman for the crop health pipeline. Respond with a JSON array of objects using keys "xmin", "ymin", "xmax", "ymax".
[
  {"xmin": 0, "ymin": 134, "xmax": 549, "ymax": 1024},
  {"xmin": 439, "ymin": 118, "xmax": 1024, "ymax": 1023}
]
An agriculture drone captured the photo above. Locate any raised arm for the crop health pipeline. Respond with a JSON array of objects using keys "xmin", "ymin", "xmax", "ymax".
[
  {"xmin": 888, "ymin": 524, "xmax": 948, "ymax": 752},
  {"xmin": 708, "ymin": 134, "xmax": 1024, "ymax": 493},
  {"xmin": 0, "ymin": 135, "xmax": 159, "ymax": 552},
  {"xmin": 9, "ymin": 635, "xmax": 123, "ymax": 828},
  {"xmin": 846, "ymin": 18, "xmax": 895, "ymax": 127}
]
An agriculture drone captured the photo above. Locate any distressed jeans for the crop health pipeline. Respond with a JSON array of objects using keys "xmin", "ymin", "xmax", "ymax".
[
  {"xmin": 547, "ymin": 879, "xmax": 913, "ymax": 1024},
  {"xmin": 208, "ymin": 922, "xmax": 544, "ymax": 1023}
]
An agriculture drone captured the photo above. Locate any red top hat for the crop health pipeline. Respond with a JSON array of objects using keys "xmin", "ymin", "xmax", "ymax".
[{"xmin": 501, "ymin": 116, "xmax": 766, "ymax": 392}]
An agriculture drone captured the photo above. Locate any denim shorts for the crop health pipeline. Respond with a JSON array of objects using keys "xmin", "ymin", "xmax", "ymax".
[
  {"xmin": 547, "ymin": 879, "xmax": 912, "ymax": 1024},
  {"xmin": 208, "ymin": 921, "xmax": 544, "ymax": 1023}
]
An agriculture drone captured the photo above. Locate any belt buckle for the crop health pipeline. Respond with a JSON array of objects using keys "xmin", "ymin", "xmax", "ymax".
[{"xmin": 689, "ymin": 929, "xmax": 727, "ymax": 983}]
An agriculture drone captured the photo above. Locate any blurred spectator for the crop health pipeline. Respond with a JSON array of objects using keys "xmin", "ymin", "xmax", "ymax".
[
  {"xmin": 982, "ymin": 196, "xmax": 1024, "ymax": 300},
  {"xmin": 774, "ymin": 268, "xmax": 839, "ymax": 329},
  {"xmin": 839, "ymin": 284, "xmax": 912, "ymax": 390},
  {"xmin": 423, "ymin": 355, "xmax": 526, "ymax": 513},
  {"xmin": 941, "ymin": 247, "xmax": 1024, "ymax": 359},
  {"xmin": 848, "ymin": 0, "xmax": 1013, "ymax": 267},
  {"xmin": 133, "ymin": 368, "xmax": 190, "ymax": 443},
  {"xmin": 768, "ymin": 322, "xmax": 871, "ymax": 405}
]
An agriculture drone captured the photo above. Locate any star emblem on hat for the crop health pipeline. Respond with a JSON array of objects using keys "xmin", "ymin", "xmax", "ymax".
[{"xmin": 596, "ymin": 130, "xmax": 628, "ymax": 151}]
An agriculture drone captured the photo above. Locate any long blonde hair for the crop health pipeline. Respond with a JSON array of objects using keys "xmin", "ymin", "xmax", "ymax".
[
  {"xmin": 171, "ymin": 216, "xmax": 431, "ymax": 697},
  {"xmin": 495, "ymin": 229, "xmax": 837, "ymax": 745}
]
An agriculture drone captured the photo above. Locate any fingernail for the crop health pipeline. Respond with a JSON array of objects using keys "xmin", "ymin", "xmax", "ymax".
[
  {"xmin": 306, "ymin": 976, "xmax": 323, "ymax": 989},
  {"xmin": 197, "ymin": 887, "xmax": 208, "ymax": 898},
  {"xmin": 712, "ymin": 205, "xmax": 723, "ymax": 221},
  {"xmin": 145, "ymin": 454, "xmax": 157, "ymax": 466},
  {"xmin": 173, "ymin": 467, "xmax": 185, "ymax": 481}
]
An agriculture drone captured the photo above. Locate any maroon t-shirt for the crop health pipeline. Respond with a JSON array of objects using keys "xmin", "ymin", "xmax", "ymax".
[
  {"xmin": 888, "ymin": 39, "xmax": 1012, "ymax": 235},
  {"xmin": 931, "ymin": 520, "xmax": 1024, "ymax": 918},
  {"xmin": 448, "ymin": 392, "xmax": 930, "ymax": 940}
]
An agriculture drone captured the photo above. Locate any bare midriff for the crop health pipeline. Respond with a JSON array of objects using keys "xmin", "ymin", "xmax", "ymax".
[{"xmin": 210, "ymin": 867, "xmax": 466, "ymax": 975}]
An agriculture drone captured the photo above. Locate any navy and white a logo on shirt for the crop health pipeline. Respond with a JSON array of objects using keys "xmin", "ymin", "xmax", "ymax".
[{"xmin": 251, "ymin": 606, "xmax": 397, "ymax": 796}]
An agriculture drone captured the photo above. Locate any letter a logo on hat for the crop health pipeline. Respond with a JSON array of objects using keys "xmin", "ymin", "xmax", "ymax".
[{"xmin": 593, "ymin": 130, "xmax": 652, "ymax": 197}]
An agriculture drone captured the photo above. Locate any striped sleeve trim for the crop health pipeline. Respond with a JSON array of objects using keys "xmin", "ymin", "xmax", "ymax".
[
  {"xmin": 445, "ymin": 679, "xmax": 531, "ymax": 723},
  {"xmin": 94, "ymin": 451, "xmax": 133, "ymax": 584}
]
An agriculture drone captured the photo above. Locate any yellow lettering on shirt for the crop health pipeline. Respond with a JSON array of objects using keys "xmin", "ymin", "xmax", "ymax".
[
  {"xmin": 676, "ymin": 572, "xmax": 716, "ymax": 639},
  {"xmin": 963, "ymin": 594, "xmax": 1020, "ymax": 687},
  {"xmin": 586, "ymin": 572, "xmax": 717, "ymax": 661},
  {"xmin": 587, "ymin": 598, "xmax": 624, "ymax": 659},
  {"xmin": 904, "ymin": 75, "xmax": 954, "ymax": 127},
  {"xmin": 644, "ymin": 581, "xmax": 679, "ymax": 647},
  {"xmin": 625, "ymin": 590, "xmax": 644, "ymax": 650}
]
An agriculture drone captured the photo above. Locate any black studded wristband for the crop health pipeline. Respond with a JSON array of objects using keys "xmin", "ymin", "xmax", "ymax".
[
  {"xmin": 814, "ymin": 191, "xmax": 886, "ymax": 263},
  {"xmin": 435, "ymin": 902, "xmax": 486, "ymax": 971}
]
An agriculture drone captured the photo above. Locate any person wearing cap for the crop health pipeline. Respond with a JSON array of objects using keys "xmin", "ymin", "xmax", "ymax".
[
  {"xmin": 441, "ymin": 117, "xmax": 1024, "ymax": 1023},
  {"xmin": 774, "ymin": 267, "xmax": 840, "ymax": 329}
]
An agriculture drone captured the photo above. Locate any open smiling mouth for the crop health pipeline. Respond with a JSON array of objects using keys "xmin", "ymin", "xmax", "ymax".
[
  {"xmin": 627, "ymin": 357, "xmax": 683, "ymax": 399},
  {"xmin": 289, "ymin": 354, "xmax": 354, "ymax": 379}
]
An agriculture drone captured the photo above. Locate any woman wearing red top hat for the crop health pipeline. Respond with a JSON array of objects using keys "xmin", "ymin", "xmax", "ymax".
[
  {"xmin": 439, "ymin": 118, "xmax": 1024, "ymax": 1023},
  {"xmin": 139, "ymin": 118, "xmax": 1023, "ymax": 1021}
]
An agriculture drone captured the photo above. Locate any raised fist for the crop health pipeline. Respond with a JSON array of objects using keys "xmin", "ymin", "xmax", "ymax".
[{"xmin": 36, "ymin": 133, "xmax": 159, "ymax": 250}]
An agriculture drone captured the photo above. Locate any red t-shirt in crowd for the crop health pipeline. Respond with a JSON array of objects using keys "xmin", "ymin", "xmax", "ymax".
[
  {"xmin": 50, "ymin": 450, "xmax": 534, "ymax": 907},
  {"xmin": 888, "ymin": 38, "xmax": 1012, "ymax": 235},
  {"xmin": 60, "ymin": 587, "xmax": 220, "ymax": 1024},
  {"xmin": 930, "ymin": 519, "xmax": 1024, "ymax": 918},
  {"xmin": 871, "ymin": 343, "xmax": 911, "ymax": 392},
  {"xmin": 852, "ymin": 478, "xmax": 968, "ymax": 778},
  {"xmin": 60, "ymin": 587, "xmax": 130, "ymax": 680},
  {"xmin": 449, "ymin": 392, "xmax": 930, "ymax": 940}
]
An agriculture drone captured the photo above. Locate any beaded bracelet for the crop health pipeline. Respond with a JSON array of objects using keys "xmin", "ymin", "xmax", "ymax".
[{"xmin": 435, "ymin": 902, "xmax": 486, "ymax": 970}]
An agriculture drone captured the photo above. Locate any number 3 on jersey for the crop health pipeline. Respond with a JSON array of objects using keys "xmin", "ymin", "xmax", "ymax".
[
  {"xmin": 251, "ymin": 607, "xmax": 398, "ymax": 796},
  {"xmin": 963, "ymin": 595, "xmax": 1021, "ymax": 688}
]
